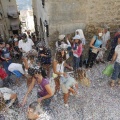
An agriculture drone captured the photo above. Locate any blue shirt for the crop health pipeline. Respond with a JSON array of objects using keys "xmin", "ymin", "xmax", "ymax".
[{"xmin": 93, "ymin": 36, "xmax": 102, "ymax": 48}]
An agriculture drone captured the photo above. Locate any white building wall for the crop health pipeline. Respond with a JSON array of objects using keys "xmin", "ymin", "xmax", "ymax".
[{"xmin": 20, "ymin": 10, "xmax": 35, "ymax": 33}]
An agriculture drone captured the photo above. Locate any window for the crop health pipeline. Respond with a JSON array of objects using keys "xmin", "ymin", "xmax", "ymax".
[
  {"xmin": 44, "ymin": 20, "xmax": 49, "ymax": 37},
  {"xmin": 42, "ymin": 0, "xmax": 45, "ymax": 7}
]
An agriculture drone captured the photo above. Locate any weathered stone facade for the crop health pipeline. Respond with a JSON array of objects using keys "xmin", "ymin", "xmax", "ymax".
[
  {"xmin": 0, "ymin": 0, "xmax": 20, "ymax": 39},
  {"xmin": 32, "ymin": 0, "xmax": 120, "ymax": 46}
]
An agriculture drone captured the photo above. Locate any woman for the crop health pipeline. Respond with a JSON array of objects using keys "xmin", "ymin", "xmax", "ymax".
[
  {"xmin": 22, "ymin": 67, "xmax": 53, "ymax": 107},
  {"xmin": 86, "ymin": 28, "xmax": 103, "ymax": 69},
  {"xmin": 53, "ymin": 48, "xmax": 77, "ymax": 107},
  {"xmin": 1, "ymin": 42, "xmax": 12, "ymax": 76},
  {"xmin": 72, "ymin": 35, "xmax": 82, "ymax": 71}
]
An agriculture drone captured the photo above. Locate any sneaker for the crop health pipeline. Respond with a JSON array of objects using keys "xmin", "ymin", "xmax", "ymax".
[{"xmin": 64, "ymin": 104, "xmax": 69, "ymax": 108}]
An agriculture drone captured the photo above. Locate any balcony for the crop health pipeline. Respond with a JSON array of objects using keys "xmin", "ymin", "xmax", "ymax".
[
  {"xmin": 10, "ymin": 19, "xmax": 20, "ymax": 30},
  {"xmin": 7, "ymin": 5, "xmax": 19, "ymax": 18}
]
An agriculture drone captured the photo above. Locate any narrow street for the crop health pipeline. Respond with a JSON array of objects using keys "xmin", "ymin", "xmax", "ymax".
[
  {"xmin": 3, "ymin": 62, "xmax": 120, "ymax": 120},
  {"xmin": 0, "ymin": 0, "xmax": 120, "ymax": 120}
]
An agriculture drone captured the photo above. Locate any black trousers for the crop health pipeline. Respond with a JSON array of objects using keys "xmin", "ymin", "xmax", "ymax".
[
  {"xmin": 107, "ymin": 47, "xmax": 115, "ymax": 61},
  {"xmin": 86, "ymin": 50, "xmax": 98, "ymax": 68}
]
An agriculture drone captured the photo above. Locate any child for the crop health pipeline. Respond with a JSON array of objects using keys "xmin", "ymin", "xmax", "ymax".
[{"xmin": 72, "ymin": 35, "xmax": 82, "ymax": 71}]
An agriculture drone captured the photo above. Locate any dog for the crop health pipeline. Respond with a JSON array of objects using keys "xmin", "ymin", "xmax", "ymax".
[{"xmin": 77, "ymin": 69, "xmax": 90, "ymax": 87}]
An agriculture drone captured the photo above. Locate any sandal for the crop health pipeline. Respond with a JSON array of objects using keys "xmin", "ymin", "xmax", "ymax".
[{"xmin": 110, "ymin": 80, "xmax": 115, "ymax": 87}]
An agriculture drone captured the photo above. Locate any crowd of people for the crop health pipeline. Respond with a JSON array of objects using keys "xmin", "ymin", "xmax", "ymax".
[{"xmin": 0, "ymin": 26, "xmax": 120, "ymax": 120}]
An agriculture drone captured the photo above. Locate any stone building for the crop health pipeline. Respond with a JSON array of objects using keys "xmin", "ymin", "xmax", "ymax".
[
  {"xmin": 20, "ymin": 9, "xmax": 35, "ymax": 33},
  {"xmin": 32, "ymin": 0, "xmax": 120, "ymax": 45},
  {"xmin": 0, "ymin": 0, "xmax": 20, "ymax": 40}
]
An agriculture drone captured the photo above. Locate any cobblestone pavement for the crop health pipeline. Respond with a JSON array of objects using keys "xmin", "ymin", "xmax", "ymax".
[{"xmin": 1, "ymin": 62, "xmax": 120, "ymax": 120}]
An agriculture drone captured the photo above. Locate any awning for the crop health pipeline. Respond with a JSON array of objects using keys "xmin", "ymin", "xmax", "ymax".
[
  {"xmin": 10, "ymin": 20, "xmax": 19, "ymax": 30},
  {"xmin": 7, "ymin": 5, "xmax": 18, "ymax": 18}
]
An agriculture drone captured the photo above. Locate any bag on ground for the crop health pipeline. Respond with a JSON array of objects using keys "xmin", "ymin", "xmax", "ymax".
[{"xmin": 102, "ymin": 64, "xmax": 114, "ymax": 77}]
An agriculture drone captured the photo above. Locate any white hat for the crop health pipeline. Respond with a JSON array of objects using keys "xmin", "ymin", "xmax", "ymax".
[
  {"xmin": 73, "ymin": 35, "xmax": 81, "ymax": 40},
  {"xmin": 60, "ymin": 43, "xmax": 68, "ymax": 49},
  {"xmin": 14, "ymin": 38, "xmax": 18, "ymax": 42},
  {"xmin": 58, "ymin": 35, "xmax": 65, "ymax": 40}
]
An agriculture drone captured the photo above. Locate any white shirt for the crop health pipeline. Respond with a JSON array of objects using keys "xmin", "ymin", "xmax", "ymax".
[
  {"xmin": 56, "ymin": 40, "xmax": 71, "ymax": 48},
  {"xmin": 8, "ymin": 63, "xmax": 24, "ymax": 74},
  {"xmin": 18, "ymin": 38, "xmax": 34, "ymax": 53},
  {"xmin": 115, "ymin": 44, "xmax": 120, "ymax": 63},
  {"xmin": 56, "ymin": 61, "xmax": 64, "ymax": 76},
  {"xmin": 102, "ymin": 31, "xmax": 110, "ymax": 48}
]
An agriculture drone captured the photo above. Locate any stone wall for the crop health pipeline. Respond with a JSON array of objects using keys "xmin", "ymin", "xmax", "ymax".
[{"xmin": 45, "ymin": 0, "xmax": 120, "ymax": 43}]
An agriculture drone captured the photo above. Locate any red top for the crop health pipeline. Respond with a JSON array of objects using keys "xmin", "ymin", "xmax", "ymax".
[
  {"xmin": 0, "ymin": 68, "xmax": 8, "ymax": 80},
  {"xmin": 73, "ymin": 44, "xmax": 82, "ymax": 57}
]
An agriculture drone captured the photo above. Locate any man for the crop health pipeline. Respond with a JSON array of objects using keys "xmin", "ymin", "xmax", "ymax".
[
  {"xmin": 102, "ymin": 27, "xmax": 110, "ymax": 49},
  {"xmin": 107, "ymin": 30, "xmax": 120, "ymax": 61},
  {"xmin": 110, "ymin": 37, "xmax": 120, "ymax": 87},
  {"xmin": 27, "ymin": 101, "xmax": 51, "ymax": 120},
  {"xmin": 18, "ymin": 33, "xmax": 34, "ymax": 56}
]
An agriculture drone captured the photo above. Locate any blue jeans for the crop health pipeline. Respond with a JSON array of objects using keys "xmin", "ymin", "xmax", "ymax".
[
  {"xmin": 73, "ymin": 56, "xmax": 80, "ymax": 70},
  {"xmin": 111, "ymin": 62, "xmax": 120, "ymax": 80},
  {"xmin": 2, "ymin": 59, "xmax": 12, "ymax": 76},
  {"xmin": 67, "ymin": 47, "xmax": 72, "ymax": 57},
  {"xmin": 12, "ymin": 70, "xmax": 23, "ymax": 78}
]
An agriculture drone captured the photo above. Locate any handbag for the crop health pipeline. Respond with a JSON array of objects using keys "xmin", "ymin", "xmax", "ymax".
[
  {"xmin": 102, "ymin": 64, "xmax": 114, "ymax": 77},
  {"xmin": 92, "ymin": 48, "xmax": 99, "ymax": 54}
]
